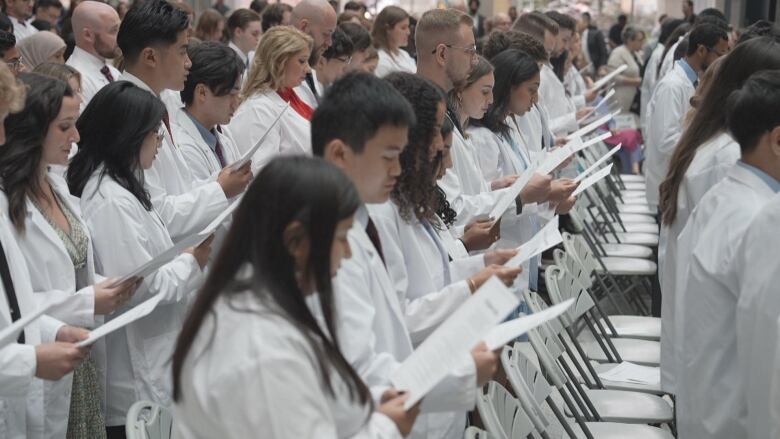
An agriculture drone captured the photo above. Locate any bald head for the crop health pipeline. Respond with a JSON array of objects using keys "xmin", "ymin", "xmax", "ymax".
[
  {"xmin": 72, "ymin": 0, "xmax": 121, "ymax": 60},
  {"xmin": 292, "ymin": 0, "xmax": 337, "ymax": 59}
]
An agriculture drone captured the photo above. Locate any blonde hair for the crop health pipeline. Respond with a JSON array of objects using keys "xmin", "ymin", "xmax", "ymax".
[
  {"xmin": 241, "ymin": 26, "xmax": 312, "ymax": 100},
  {"xmin": 0, "ymin": 64, "xmax": 25, "ymax": 115}
]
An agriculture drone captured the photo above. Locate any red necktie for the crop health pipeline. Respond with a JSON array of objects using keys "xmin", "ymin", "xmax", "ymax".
[
  {"xmin": 162, "ymin": 111, "xmax": 175, "ymax": 145},
  {"xmin": 100, "ymin": 65, "xmax": 115, "ymax": 82},
  {"xmin": 212, "ymin": 129, "xmax": 226, "ymax": 167}
]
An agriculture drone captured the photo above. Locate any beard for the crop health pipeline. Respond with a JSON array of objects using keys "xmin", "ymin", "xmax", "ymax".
[{"xmin": 94, "ymin": 34, "xmax": 120, "ymax": 59}]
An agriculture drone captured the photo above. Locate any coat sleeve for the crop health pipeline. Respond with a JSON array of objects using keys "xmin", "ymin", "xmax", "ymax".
[
  {"xmin": 0, "ymin": 343, "xmax": 36, "ymax": 398},
  {"xmin": 228, "ymin": 102, "xmax": 284, "ymax": 174}
]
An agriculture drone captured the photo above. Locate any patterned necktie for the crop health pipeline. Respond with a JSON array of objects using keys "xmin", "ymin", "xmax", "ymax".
[
  {"xmin": 100, "ymin": 65, "xmax": 115, "ymax": 82},
  {"xmin": 212, "ymin": 129, "xmax": 227, "ymax": 167}
]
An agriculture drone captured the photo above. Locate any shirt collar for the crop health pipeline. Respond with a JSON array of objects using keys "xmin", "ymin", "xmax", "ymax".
[
  {"xmin": 228, "ymin": 41, "xmax": 248, "ymax": 64},
  {"xmin": 70, "ymin": 46, "xmax": 107, "ymax": 70},
  {"xmin": 677, "ymin": 58, "xmax": 698, "ymax": 85},
  {"xmin": 354, "ymin": 204, "xmax": 369, "ymax": 228},
  {"xmin": 184, "ymin": 110, "xmax": 218, "ymax": 151},
  {"xmin": 119, "ymin": 71, "xmax": 156, "ymax": 96},
  {"xmin": 737, "ymin": 160, "xmax": 780, "ymax": 193}
]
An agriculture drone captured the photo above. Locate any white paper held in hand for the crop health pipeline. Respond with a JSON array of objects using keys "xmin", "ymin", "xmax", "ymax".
[
  {"xmin": 576, "ymin": 89, "xmax": 616, "ymax": 124},
  {"xmin": 390, "ymin": 277, "xmax": 519, "ymax": 409},
  {"xmin": 537, "ymin": 143, "xmax": 577, "ymax": 175},
  {"xmin": 77, "ymin": 294, "xmax": 165, "ymax": 347},
  {"xmin": 0, "ymin": 294, "xmax": 79, "ymax": 348},
  {"xmin": 504, "ymin": 216, "xmax": 562, "ymax": 267},
  {"xmin": 228, "ymin": 104, "xmax": 290, "ymax": 171},
  {"xmin": 483, "ymin": 298, "xmax": 574, "ymax": 350},
  {"xmin": 567, "ymin": 111, "xmax": 619, "ymax": 141},
  {"xmin": 488, "ymin": 169, "xmax": 536, "ymax": 219},
  {"xmin": 572, "ymin": 163, "xmax": 613, "ymax": 196},
  {"xmin": 591, "ymin": 64, "xmax": 628, "ymax": 91},
  {"xmin": 108, "ymin": 197, "xmax": 243, "ymax": 287},
  {"xmin": 574, "ymin": 144, "xmax": 621, "ymax": 183},
  {"xmin": 570, "ymin": 132, "xmax": 613, "ymax": 155}
]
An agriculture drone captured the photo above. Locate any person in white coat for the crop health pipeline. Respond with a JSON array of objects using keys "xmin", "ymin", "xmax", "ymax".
[
  {"xmin": 674, "ymin": 70, "xmax": 780, "ymax": 439},
  {"xmin": 655, "ymin": 36, "xmax": 776, "ymax": 394},
  {"xmin": 116, "ymin": 0, "xmax": 250, "ymax": 242},
  {"xmin": 0, "ymin": 63, "xmax": 90, "ymax": 439},
  {"xmin": 373, "ymin": 72, "xmax": 522, "ymax": 344},
  {"xmin": 372, "ymin": 6, "xmax": 415, "ymax": 78},
  {"xmin": 228, "ymin": 26, "xmax": 315, "ymax": 173},
  {"xmin": 639, "ymin": 18, "xmax": 686, "ymax": 130},
  {"xmin": 0, "ymin": 73, "xmax": 140, "ymax": 438},
  {"xmin": 174, "ymin": 42, "xmax": 246, "ymax": 182},
  {"xmin": 172, "ymin": 156, "xmax": 419, "ymax": 439},
  {"xmin": 313, "ymin": 72, "xmax": 499, "ymax": 439},
  {"xmin": 644, "ymin": 23, "xmax": 729, "ymax": 210},
  {"xmin": 67, "ymin": 81, "xmax": 212, "ymax": 437}
]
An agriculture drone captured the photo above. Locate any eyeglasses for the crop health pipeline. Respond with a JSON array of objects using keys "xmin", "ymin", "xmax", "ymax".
[
  {"xmin": 431, "ymin": 43, "xmax": 478, "ymax": 57},
  {"xmin": 336, "ymin": 56, "xmax": 352, "ymax": 64},
  {"xmin": 6, "ymin": 58, "xmax": 23, "ymax": 72}
]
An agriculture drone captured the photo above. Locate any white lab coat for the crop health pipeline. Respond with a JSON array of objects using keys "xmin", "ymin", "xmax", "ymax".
[
  {"xmin": 771, "ymin": 318, "xmax": 780, "ymax": 439},
  {"xmin": 119, "ymin": 72, "xmax": 230, "ymax": 242},
  {"xmin": 334, "ymin": 206, "xmax": 477, "ymax": 439},
  {"xmin": 0, "ymin": 212, "xmax": 62, "ymax": 439},
  {"xmin": 66, "ymin": 47, "xmax": 122, "ymax": 111},
  {"xmin": 375, "ymin": 49, "xmax": 416, "ymax": 78},
  {"xmin": 437, "ymin": 128, "xmax": 504, "ymax": 233},
  {"xmin": 79, "ymin": 170, "xmax": 204, "ymax": 426},
  {"xmin": 643, "ymin": 61, "xmax": 695, "ymax": 208},
  {"xmin": 639, "ymin": 43, "xmax": 664, "ymax": 130},
  {"xmin": 294, "ymin": 69, "xmax": 323, "ymax": 109},
  {"xmin": 172, "ymin": 108, "xmax": 242, "ymax": 182},
  {"xmin": 369, "ymin": 201, "xmax": 482, "ymax": 344},
  {"xmin": 658, "ymin": 131, "xmax": 740, "ymax": 392},
  {"xmin": 539, "ymin": 64, "xmax": 578, "ymax": 135},
  {"xmin": 563, "ymin": 67, "xmax": 588, "ymax": 109},
  {"xmin": 734, "ymin": 193, "xmax": 780, "ymax": 439},
  {"xmin": 3, "ymin": 174, "xmax": 104, "ymax": 438},
  {"xmin": 228, "ymin": 89, "xmax": 312, "ymax": 173},
  {"xmin": 657, "ymin": 38, "xmax": 681, "ymax": 82},
  {"xmin": 674, "ymin": 163, "xmax": 777, "ymax": 439},
  {"xmin": 173, "ymin": 287, "xmax": 402, "ymax": 439}
]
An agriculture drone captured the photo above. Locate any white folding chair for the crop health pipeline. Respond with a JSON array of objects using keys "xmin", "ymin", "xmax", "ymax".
[
  {"xmin": 125, "ymin": 400, "xmax": 173, "ymax": 439},
  {"xmin": 476, "ymin": 381, "xmax": 536, "ymax": 439},
  {"xmin": 465, "ymin": 426, "xmax": 493, "ymax": 439}
]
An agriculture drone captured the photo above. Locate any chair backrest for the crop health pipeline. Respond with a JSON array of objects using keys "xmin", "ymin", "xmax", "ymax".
[
  {"xmin": 522, "ymin": 290, "xmax": 568, "ymax": 357},
  {"xmin": 553, "ymin": 249, "xmax": 593, "ymax": 290},
  {"xmin": 562, "ymin": 232, "xmax": 600, "ymax": 275},
  {"xmin": 125, "ymin": 401, "xmax": 173, "ymax": 439},
  {"xmin": 501, "ymin": 344, "xmax": 554, "ymax": 434},
  {"xmin": 544, "ymin": 264, "xmax": 595, "ymax": 323},
  {"xmin": 465, "ymin": 426, "xmax": 492, "ymax": 439},
  {"xmin": 476, "ymin": 381, "xmax": 536, "ymax": 439}
]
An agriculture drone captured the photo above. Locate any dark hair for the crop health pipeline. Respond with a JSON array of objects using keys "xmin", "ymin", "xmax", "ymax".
[
  {"xmin": 172, "ymin": 155, "xmax": 367, "ymax": 405},
  {"xmin": 725, "ymin": 70, "xmax": 780, "ymax": 153},
  {"xmin": 473, "ymin": 49, "xmax": 539, "ymax": 137},
  {"xmin": 30, "ymin": 18, "xmax": 52, "ymax": 31},
  {"xmin": 660, "ymin": 37, "xmax": 780, "ymax": 225},
  {"xmin": 117, "ymin": 0, "xmax": 190, "ymax": 64},
  {"xmin": 67, "ymin": 82, "xmax": 165, "ymax": 211},
  {"xmin": 248, "ymin": 0, "xmax": 267, "ymax": 15},
  {"xmin": 312, "ymin": 71, "xmax": 415, "ymax": 156},
  {"xmin": 449, "ymin": 55, "xmax": 493, "ymax": 121},
  {"xmin": 686, "ymin": 22, "xmax": 728, "ymax": 56},
  {"xmin": 657, "ymin": 22, "xmax": 692, "ymax": 76},
  {"xmin": 550, "ymin": 49, "xmax": 567, "ymax": 81},
  {"xmin": 1, "ymin": 73, "xmax": 73, "ymax": 231},
  {"xmin": 35, "ymin": 0, "xmax": 63, "ymax": 10},
  {"xmin": 482, "ymin": 29, "xmax": 547, "ymax": 62},
  {"xmin": 181, "ymin": 41, "xmax": 245, "ymax": 106},
  {"xmin": 339, "ymin": 22, "xmax": 371, "ymax": 52},
  {"xmin": 384, "ymin": 72, "xmax": 446, "ymax": 225},
  {"xmin": 696, "ymin": 7, "xmax": 727, "ymax": 24},
  {"xmin": 659, "ymin": 18, "xmax": 686, "ymax": 47},
  {"xmin": 260, "ymin": 3, "xmax": 291, "ymax": 33},
  {"xmin": 0, "ymin": 29, "xmax": 14, "ymax": 58},
  {"xmin": 512, "ymin": 11, "xmax": 558, "ymax": 42},
  {"xmin": 343, "ymin": 1, "xmax": 365, "ymax": 12},
  {"xmin": 372, "ymin": 5, "xmax": 408, "ymax": 51},
  {"xmin": 545, "ymin": 11, "xmax": 576, "ymax": 33},
  {"xmin": 435, "ymin": 117, "xmax": 456, "ymax": 226},
  {"xmin": 737, "ymin": 20, "xmax": 780, "ymax": 45},
  {"xmin": 226, "ymin": 8, "xmax": 260, "ymax": 36},
  {"xmin": 695, "ymin": 14, "xmax": 729, "ymax": 32},
  {"xmin": 0, "ymin": 13, "xmax": 11, "ymax": 32},
  {"xmin": 322, "ymin": 27, "xmax": 354, "ymax": 60}
]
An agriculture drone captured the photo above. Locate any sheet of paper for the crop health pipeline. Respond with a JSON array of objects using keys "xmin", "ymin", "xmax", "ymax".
[
  {"xmin": 505, "ymin": 216, "xmax": 562, "ymax": 267},
  {"xmin": 228, "ymin": 104, "xmax": 289, "ymax": 171},
  {"xmin": 108, "ymin": 198, "xmax": 242, "ymax": 287},
  {"xmin": 537, "ymin": 142, "xmax": 578, "ymax": 175},
  {"xmin": 572, "ymin": 163, "xmax": 613, "ymax": 196},
  {"xmin": 483, "ymin": 298, "xmax": 575, "ymax": 350},
  {"xmin": 574, "ymin": 144, "xmax": 621, "ymax": 183},
  {"xmin": 568, "ymin": 132, "xmax": 612, "ymax": 156},
  {"xmin": 597, "ymin": 361, "xmax": 660, "ymax": 385},
  {"xmin": 566, "ymin": 111, "xmax": 619, "ymax": 141},
  {"xmin": 0, "ymin": 294, "xmax": 78, "ymax": 348},
  {"xmin": 77, "ymin": 293, "xmax": 165, "ymax": 347},
  {"xmin": 578, "ymin": 62, "xmax": 592, "ymax": 74},
  {"xmin": 577, "ymin": 89, "xmax": 615, "ymax": 124},
  {"xmin": 390, "ymin": 277, "xmax": 519, "ymax": 409},
  {"xmin": 591, "ymin": 64, "xmax": 628, "ymax": 91},
  {"xmin": 488, "ymin": 168, "xmax": 535, "ymax": 219}
]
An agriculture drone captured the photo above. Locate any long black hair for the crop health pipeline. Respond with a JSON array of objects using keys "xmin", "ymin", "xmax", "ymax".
[
  {"xmin": 472, "ymin": 49, "xmax": 539, "ymax": 138},
  {"xmin": 0, "ymin": 72, "xmax": 73, "ymax": 231},
  {"xmin": 435, "ymin": 115, "xmax": 457, "ymax": 226},
  {"xmin": 172, "ymin": 156, "xmax": 369, "ymax": 406},
  {"xmin": 383, "ymin": 72, "xmax": 447, "ymax": 226},
  {"xmin": 67, "ymin": 81, "xmax": 165, "ymax": 210}
]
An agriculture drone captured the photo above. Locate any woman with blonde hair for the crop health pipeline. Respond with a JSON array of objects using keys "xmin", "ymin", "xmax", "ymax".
[
  {"xmin": 228, "ymin": 26, "xmax": 313, "ymax": 172},
  {"xmin": 372, "ymin": 6, "xmax": 415, "ymax": 77}
]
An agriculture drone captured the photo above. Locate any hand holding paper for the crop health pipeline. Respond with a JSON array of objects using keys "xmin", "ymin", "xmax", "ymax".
[
  {"xmin": 577, "ymin": 89, "xmax": 615, "ymax": 124},
  {"xmin": 483, "ymin": 298, "xmax": 575, "ymax": 350},
  {"xmin": 567, "ymin": 111, "xmax": 619, "ymax": 141},
  {"xmin": 504, "ymin": 216, "xmax": 563, "ymax": 267},
  {"xmin": 488, "ymin": 169, "xmax": 535, "ymax": 219},
  {"xmin": 591, "ymin": 64, "xmax": 628, "ymax": 91},
  {"xmin": 228, "ymin": 104, "xmax": 289, "ymax": 171},
  {"xmin": 0, "ymin": 294, "xmax": 80, "ymax": 348},
  {"xmin": 77, "ymin": 293, "xmax": 165, "ymax": 347}
]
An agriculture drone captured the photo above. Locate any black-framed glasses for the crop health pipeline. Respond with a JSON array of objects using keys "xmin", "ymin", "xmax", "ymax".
[{"xmin": 6, "ymin": 58, "xmax": 23, "ymax": 72}]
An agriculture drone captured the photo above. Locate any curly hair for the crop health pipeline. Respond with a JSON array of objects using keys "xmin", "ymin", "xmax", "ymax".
[
  {"xmin": 435, "ymin": 116, "xmax": 457, "ymax": 227},
  {"xmin": 383, "ymin": 72, "xmax": 446, "ymax": 226}
]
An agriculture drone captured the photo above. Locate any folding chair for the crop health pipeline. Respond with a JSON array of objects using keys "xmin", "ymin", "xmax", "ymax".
[
  {"xmin": 476, "ymin": 381, "xmax": 536, "ymax": 439},
  {"xmin": 126, "ymin": 400, "xmax": 173, "ymax": 439}
]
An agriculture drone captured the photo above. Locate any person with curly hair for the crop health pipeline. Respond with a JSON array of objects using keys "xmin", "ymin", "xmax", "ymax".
[{"xmin": 369, "ymin": 72, "xmax": 521, "ymax": 347}]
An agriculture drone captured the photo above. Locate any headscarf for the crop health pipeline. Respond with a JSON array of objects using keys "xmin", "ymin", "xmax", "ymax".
[{"xmin": 17, "ymin": 32, "xmax": 66, "ymax": 70}]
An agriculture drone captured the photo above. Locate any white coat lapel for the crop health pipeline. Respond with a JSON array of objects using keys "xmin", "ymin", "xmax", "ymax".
[{"xmin": 352, "ymin": 225, "xmax": 406, "ymax": 323}]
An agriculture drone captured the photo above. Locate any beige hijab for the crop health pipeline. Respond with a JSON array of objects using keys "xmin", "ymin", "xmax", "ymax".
[{"xmin": 18, "ymin": 32, "xmax": 66, "ymax": 70}]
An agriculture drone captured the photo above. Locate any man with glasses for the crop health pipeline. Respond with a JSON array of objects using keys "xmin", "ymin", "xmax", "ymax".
[
  {"xmin": 297, "ymin": 27, "xmax": 354, "ymax": 108},
  {"xmin": 0, "ymin": 30, "xmax": 23, "ymax": 75}
]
